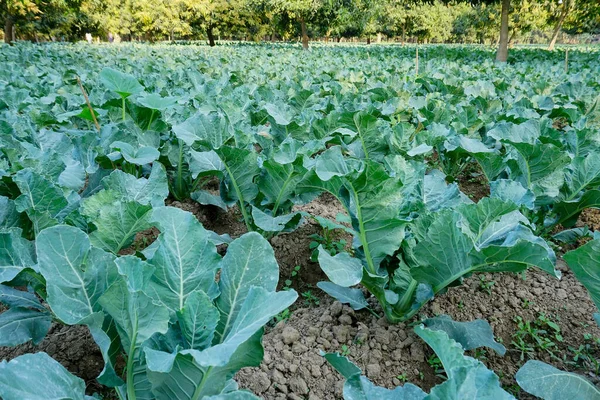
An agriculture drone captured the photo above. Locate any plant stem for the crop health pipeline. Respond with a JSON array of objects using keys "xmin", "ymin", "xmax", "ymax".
[
  {"xmin": 146, "ymin": 110, "xmax": 155, "ymax": 130},
  {"xmin": 176, "ymin": 139, "xmax": 185, "ymax": 200},
  {"xmin": 122, "ymin": 97, "xmax": 126, "ymax": 121},
  {"xmin": 126, "ymin": 324, "xmax": 138, "ymax": 400}
]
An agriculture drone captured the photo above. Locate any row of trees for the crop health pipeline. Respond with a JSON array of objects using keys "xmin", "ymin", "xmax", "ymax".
[{"xmin": 2, "ymin": 0, "xmax": 599, "ymax": 57}]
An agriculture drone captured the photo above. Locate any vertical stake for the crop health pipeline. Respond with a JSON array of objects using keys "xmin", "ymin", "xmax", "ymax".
[
  {"xmin": 564, "ymin": 48, "xmax": 569, "ymax": 73},
  {"xmin": 416, "ymin": 47, "xmax": 419, "ymax": 76}
]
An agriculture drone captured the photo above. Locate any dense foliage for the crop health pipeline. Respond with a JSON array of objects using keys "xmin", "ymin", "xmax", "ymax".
[
  {"xmin": 1, "ymin": 42, "xmax": 600, "ymax": 398},
  {"xmin": 1, "ymin": 0, "xmax": 599, "ymax": 45}
]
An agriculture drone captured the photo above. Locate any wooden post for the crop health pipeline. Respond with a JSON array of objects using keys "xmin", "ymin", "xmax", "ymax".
[
  {"xmin": 415, "ymin": 47, "xmax": 419, "ymax": 76},
  {"xmin": 76, "ymin": 76, "xmax": 101, "ymax": 132},
  {"xmin": 565, "ymin": 49, "xmax": 569, "ymax": 73}
]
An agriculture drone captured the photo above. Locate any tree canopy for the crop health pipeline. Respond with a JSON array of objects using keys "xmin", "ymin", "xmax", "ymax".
[{"xmin": 1, "ymin": 0, "xmax": 598, "ymax": 50}]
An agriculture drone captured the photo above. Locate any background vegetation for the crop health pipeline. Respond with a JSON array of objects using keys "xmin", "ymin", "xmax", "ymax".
[{"xmin": 1, "ymin": 0, "xmax": 599, "ymax": 51}]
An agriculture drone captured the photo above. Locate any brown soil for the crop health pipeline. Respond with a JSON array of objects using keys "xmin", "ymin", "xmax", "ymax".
[
  {"xmin": 237, "ymin": 262, "xmax": 600, "ymax": 399},
  {"xmin": 577, "ymin": 208, "xmax": 600, "ymax": 232}
]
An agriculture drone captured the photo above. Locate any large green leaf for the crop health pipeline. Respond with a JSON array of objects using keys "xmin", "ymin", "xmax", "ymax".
[
  {"xmin": 36, "ymin": 225, "xmax": 117, "ymax": 324},
  {"xmin": 184, "ymin": 287, "xmax": 297, "ymax": 367},
  {"xmin": 214, "ymin": 232, "xmax": 282, "ymax": 340},
  {"xmin": 82, "ymin": 191, "xmax": 153, "ymax": 254},
  {"xmin": 505, "ymin": 142, "xmax": 570, "ymax": 204},
  {"xmin": 100, "ymin": 67, "xmax": 144, "ymax": 98},
  {"xmin": 0, "ymin": 228, "xmax": 36, "ymax": 283},
  {"xmin": 316, "ymin": 281, "xmax": 368, "ymax": 310},
  {"xmin": 111, "ymin": 141, "xmax": 160, "ymax": 166},
  {"xmin": 0, "ymin": 307, "xmax": 51, "ymax": 346},
  {"xmin": 415, "ymin": 326, "xmax": 513, "ymax": 400},
  {"xmin": 563, "ymin": 240, "xmax": 600, "ymax": 310},
  {"xmin": 412, "ymin": 211, "xmax": 473, "ymax": 293},
  {"xmin": 13, "ymin": 169, "xmax": 69, "ymax": 233},
  {"xmin": 173, "ymin": 112, "xmax": 232, "ymax": 148},
  {"xmin": 516, "ymin": 360, "xmax": 600, "ymax": 400},
  {"xmin": 177, "ymin": 290, "xmax": 220, "ymax": 351},
  {"xmin": 423, "ymin": 315, "xmax": 506, "ymax": 355},
  {"xmin": 100, "ymin": 162, "xmax": 169, "ymax": 207},
  {"xmin": 0, "ymin": 196, "xmax": 20, "ymax": 229},
  {"xmin": 146, "ymin": 207, "xmax": 221, "ymax": 312},
  {"xmin": 0, "ymin": 353, "xmax": 92, "ymax": 400},
  {"xmin": 317, "ymin": 247, "xmax": 363, "ymax": 287}
]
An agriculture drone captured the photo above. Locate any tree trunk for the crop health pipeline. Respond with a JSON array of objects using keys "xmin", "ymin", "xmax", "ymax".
[
  {"xmin": 300, "ymin": 17, "xmax": 309, "ymax": 50},
  {"xmin": 496, "ymin": 0, "xmax": 510, "ymax": 62},
  {"xmin": 337, "ymin": 36, "xmax": 341, "ymax": 43},
  {"xmin": 377, "ymin": 32, "xmax": 382, "ymax": 43},
  {"xmin": 508, "ymin": 28, "xmax": 516, "ymax": 47},
  {"xmin": 4, "ymin": 15, "xmax": 14, "ymax": 44},
  {"xmin": 207, "ymin": 26, "xmax": 216, "ymax": 47},
  {"xmin": 548, "ymin": 0, "xmax": 569, "ymax": 50},
  {"xmin": 367, "ymin": 36, "xmax": 371, "ymax": 45}
]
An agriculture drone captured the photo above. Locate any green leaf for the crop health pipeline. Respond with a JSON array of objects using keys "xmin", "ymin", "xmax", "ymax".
[
  {"xmin": 101, "ymin": 162, "xmax": 169, "ymax": 206},
  {"xmin": 423, "ymin": 315, "xmax": 506, "ymax": 355},
  {"xmin": 0, "ymin": 196, "xmax": 20, "ymax": 229},
  {"xmin": 317, "ymin": 281, "xmax": 368, "ymax": 310},
  {"xmin": 345, "ymin": 375, "xmax": 426, "ymax": 399},
  {"xmin": 0, "ymin": 353, "xmax": 90, "ymax": 400},
  {"xmin": 184, "ymin": 287, "xmax": 297, "ymax": 367},
  {"xmin": 322, "ymin": 352, "xmax": 362, "ymax": 379},
  {"xmin": 214, "ymin": 232, "xmax": 281, "ymax": 340},
  {"xmin": 257, "ymin": 159, "xmax": 304, "ymax": 213},
  {"xmin": 0, "ymin": 285, "xmax": 44, "ymax": 310},
  {"xmin": 506, "ymin": 142, "xmax": 570, "ymax": 204},
  {"xmin": 315, "ymin": 146, "xmax": 351, "ymax": 181},
  {"xmin": 173, "ymin": 112, "xmax": 232, "ymax": 148},
  {"xmin": 36, "ymin": 225, "xmax": 117, "ymax": 324},
  {"xmin": 412, "ymin": 211, "xmax": 473, "ymax": 293},
  {"xmin": 137, "ymin": 93, "xmax": 178, "ymax": 110},
  {"xmin": 516, "ymin": 360, "xmax": 600, "ymax": 400},
  {"xmin": 0, "ymin": 307, "xmax": 51, "ymax": 346},
  {"xmin": 177, "ymin": 290, "xmax": 220, "ymax": 351},
  {"xmin": 99, "ymin": 278, "xmax": 170, "ymax": 351},
  {"xmin": 554, "ymin": 190, "xmax": 600, "ymax": 228},
  {"xmin": 0, "ymin": 228, "xmax": 36, "ymax": 283},
  {"xmin": 100, "ymin": 67, "xmax": 144, "ymax": 98},
  {"xmin": 111, "ymin": 141, "xmax": 160, "ymax": 166},
  {"xmin": 490, "ymin": 179, "xmax": 535, "ymax": 210},
  {"xmin": 82, "ymin": 192, "xmax": 153, "ymax": 254},
  {"xmin": 415, "ymin": 326, "xmax": 512, "ymax": 400},
  {"xmin": 563, "ymin": 154, "xmax": 600, "ymax": 200},
  {"xmin": 317, "ymin": 247, "xmax": 363, "ymax": 287},
  {"xmin": 147, "ymin": 207, "xmax": 221, "ymax": 312},
  {"xmin": 250, "ymin": 207, "xmax": 303, "ymax": 233},
  {"xmin": 13, "ymin": 169, "xmax": 69, "ymax": 233},
  {"xmin": 563, "ymin": 240, "xmax": 600, "ymax": 311}
]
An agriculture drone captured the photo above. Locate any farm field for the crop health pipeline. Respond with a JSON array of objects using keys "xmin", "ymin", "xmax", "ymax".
[{"xmin": 1, "ymin": 42, "xmax": 600, "ymax": 400}]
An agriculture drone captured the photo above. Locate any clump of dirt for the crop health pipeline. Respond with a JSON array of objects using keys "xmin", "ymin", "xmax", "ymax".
[
  {"xmin": 119, "ymin": 227, "xmax": 160, "ymax": 255},
  {"xmin": 237, "ymin": 260, "xmax": 600, "ymax": 399},
  {"xmin": 457, "ymin": 172, "xmax": 489, "ymax": 203},
  {"xmin": 577, "ymin": 208, "xmax": 600, "ymax": 232},
  {"xmin": 167, "ymin": 199, "xmax": 248, "ymax": 238}
]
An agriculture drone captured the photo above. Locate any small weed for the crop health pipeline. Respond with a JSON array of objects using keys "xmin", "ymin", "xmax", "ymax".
[
  {"xmin": 302, "ymin": 290, "xmax": 320, "ymax": 307},
  {"xmin": 283, "ymin": 265, "xmax": 301, "ymax": 290},
  {"xmin": 511, "ymin": 313, "xmax": 563, "ymax": 361},
  {"xmin": 396, "ymin": 373, "xmax": 408, "ymax": 383},
  {"xmin": 567, "ymin": 334, "xmax": 600, "ymax": 375},
  {"xmin": 271, "ymin": 308, "xmax": 291, "ymax": 325},
  {"xmin": 309, "ymin": 229, "xmax": 347, "ymax": 262},
  {"xmin": 427, "ymin": 354, "xmax": 446, "ymax": 380},
  {"xmin": 522, "ymin": 299, "xmax": 532, "ymax": 309},
  {"xmin": 418, "ymin": 371, "xmax": 424, "ymax": 380},
  {"xmin": 457, "ymin": 300, "xmax": 464, "ymax": 309},
  {"xmin": 473, "ymin": 348, "xmax": 488, "ymax": 361},
  {"xmin": 341, "ymin": 344, "xmax": 350, "ymax": 357},
  {"xmin": 478, "ymin": 275, "xmax": 495, "ymax": 295}
]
